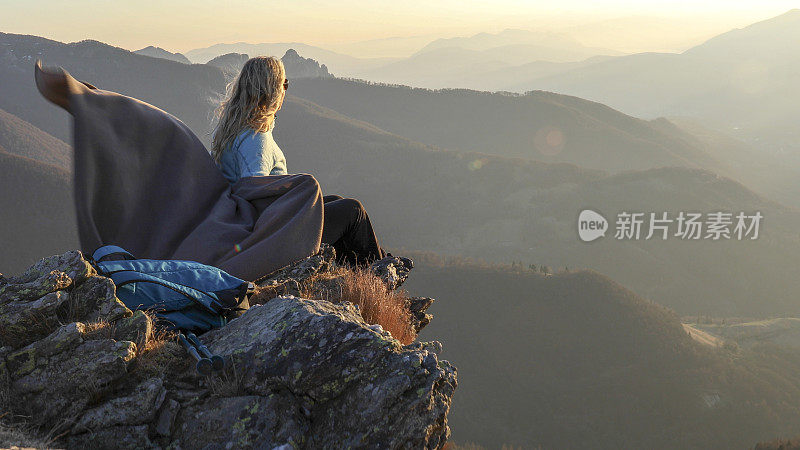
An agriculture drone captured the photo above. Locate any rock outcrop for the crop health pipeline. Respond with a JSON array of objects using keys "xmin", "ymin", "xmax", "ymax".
[
  {"xmin": 204, "ymin": 49, "xmax": 333, "ymax": 81},
  {"xmin": 0, "ymin": 249, "xmax": 455, "ymax": 449},
  {"xmin": 281, "ymin": 49, "xmax": 332, "ymax": 78}
]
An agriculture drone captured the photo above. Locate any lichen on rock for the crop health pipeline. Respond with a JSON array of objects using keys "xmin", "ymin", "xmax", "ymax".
[{"xmin": 0, "ymin": 249, "xmax": 456, "ymax": 449}]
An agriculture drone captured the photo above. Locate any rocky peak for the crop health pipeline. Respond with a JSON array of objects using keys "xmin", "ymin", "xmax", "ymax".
[
  {"xmin": 205, "ymin": 49, "xmax": 333, "ymax": 81},
  {"xmin": 0, "ymin": 247, "xmax": 455, "ymax": 448},
  {"xmin": 281, "ymin": 48, "xmax": 333, "ymax": 79}
]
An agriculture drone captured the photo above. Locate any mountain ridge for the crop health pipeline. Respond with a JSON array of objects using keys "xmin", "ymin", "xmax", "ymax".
[
  {"xmin": 0, "ymin": 150, "xmax": 78, "ymax": 274},
  {"xmin": 509, "ymin": 8, "xmax": 800, "ymax": 166},
  {"xmin": 134, "ymin": 45, "xmax": 191, "ymax": 64},
  {"xmin": 183, "ymin": 41, "xmax": 396, "ymax": 76},
  {"xmin": 4, "ymin": 32, "xmax": 800, "ymax": 317},
  {"xmin": 288, "ymin": 76, "xmax": 728, "ymax": 173},
  {"xmin": 0, "ymin": 107, "xmax": 70, "ymax": 170},
  {"xmin": 403, "ymin": 257, "xmax": 800, "ymax": 448}
]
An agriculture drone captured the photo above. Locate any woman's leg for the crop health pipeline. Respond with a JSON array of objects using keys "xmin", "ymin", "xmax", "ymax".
[{"xmin": 321, "ymin": 197, "xmax": 386, "ymax": 267}]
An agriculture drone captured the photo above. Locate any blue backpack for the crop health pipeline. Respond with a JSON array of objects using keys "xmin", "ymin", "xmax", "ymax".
[{"xmin": 90, "ymin": 245, "xmax": 253, "ymax": 333}]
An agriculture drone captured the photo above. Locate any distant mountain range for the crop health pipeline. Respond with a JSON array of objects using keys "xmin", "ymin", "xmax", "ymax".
[
  {"xmin": 562, "ymin": 15, "xmax": 727, "ymax": 54},
  {"xmin": 3, "ymin": 32, "xmax": 800, "ymax": 318},
  {"xmin": 183, "ymin": 41, "xmax": 395, "ymax": 76},
  {"xmin": 416, "ymin": 29, "xmax": 618, "ymax": 59},
  {"xmin": 181, "ymin": 28, "xmax": 623, "ymax": 86},
  {"xmin": 324, "ymin": 34, "xmax": 436, "ymax": 58},
  {"xmin": 353, "ymin": 29, "xmax": 620, "ymax": 88},
  {"xmin": 515, "ymin": 9, "xmax": 800, "ymax": 155}
]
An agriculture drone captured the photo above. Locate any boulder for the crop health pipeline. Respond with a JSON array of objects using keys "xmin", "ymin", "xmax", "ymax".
[
  {"xmin": 370, "ymin": 254, "xmax": 414, "ymax": 290},
  {"xmin": 0, "ymin": 251, "xmax": 94, "ymax": 303},
  {"xmin": 199, "ymin": 296, "xmax": 456, "ymax": 448},
  {"xmin": 407, "ymin": 296, "xmax": 435, "ymax": 333},
  {"xmin": 0, "ymin": 251, "xmax": 456, "ymax": 448},
  {"xmin": 74, "ymin": 377, "xmax": 166, "ymax": 432}
]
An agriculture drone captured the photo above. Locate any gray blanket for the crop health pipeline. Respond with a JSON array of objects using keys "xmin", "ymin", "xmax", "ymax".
[{"xmin": 34, "ymin": 61, "xmax": 323, "ymax": 281}]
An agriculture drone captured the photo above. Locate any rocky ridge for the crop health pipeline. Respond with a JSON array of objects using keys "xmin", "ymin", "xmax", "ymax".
[
  {"xmin": 133, "ymin": 46, "xmax": 191, "ymax": 65},
  {"xmin": 205, "ymin": 49, "xmax": 333, "ymax": 81},
  {"xmin": 0, "ymin": 247, "xmax": 455, "ymax": 449},
  {"xmin": 281, "ymin": 49, "xmax": 332, "ymax": 79}
]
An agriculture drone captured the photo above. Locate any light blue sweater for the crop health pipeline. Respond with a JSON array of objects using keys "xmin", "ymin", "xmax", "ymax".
[{"xmin": 216, "ymin": 121, "xmax": 288, "ymax": 184}]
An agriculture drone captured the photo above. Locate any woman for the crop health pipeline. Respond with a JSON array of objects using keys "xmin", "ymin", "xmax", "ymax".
[{"xmin": 210, "ymin": 56, "xmax": 387, "ymax": 267}]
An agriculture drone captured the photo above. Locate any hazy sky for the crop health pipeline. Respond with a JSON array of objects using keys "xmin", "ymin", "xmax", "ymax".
[{"xmin": 1, "ymin": 1, "xmax": 797, "ymax": 54}]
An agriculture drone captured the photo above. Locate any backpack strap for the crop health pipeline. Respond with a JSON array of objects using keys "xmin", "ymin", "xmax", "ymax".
[
  {"xmin": 92, "ymin": 245, "xmax": 135, "ymax": 262},
  {"xmin": 110, "ymin": 270, "xmax": 226, "ymax": 315}
]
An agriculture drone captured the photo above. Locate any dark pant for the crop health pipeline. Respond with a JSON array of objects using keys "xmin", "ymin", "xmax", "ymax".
[{"xmin": 321, "ymin": 195, "xmax": 385, "ymax": 267}]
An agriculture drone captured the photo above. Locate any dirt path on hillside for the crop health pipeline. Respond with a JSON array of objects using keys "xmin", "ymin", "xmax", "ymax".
[{"xmin": 683, "ymin": 323, "xmax": 724, "ymax": 348}]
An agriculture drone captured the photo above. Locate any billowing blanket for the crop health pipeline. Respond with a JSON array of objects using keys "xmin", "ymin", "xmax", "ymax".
[{"xmin": 34, "ymin": 61, "xmax": 323, "ymax": 281}]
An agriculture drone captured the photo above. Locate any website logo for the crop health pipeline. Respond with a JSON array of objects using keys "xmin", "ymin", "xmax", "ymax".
[
  {"xmin": 578, "ymin": 209, "xmax": 608, "ymax": 242},
  {"xmin": 577, "ymin": 209, "xmax": 763, "ymax": 242}
]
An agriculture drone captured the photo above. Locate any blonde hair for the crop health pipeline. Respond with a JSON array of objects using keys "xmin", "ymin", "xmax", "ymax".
[{"xmin": 210, "ymin": 56, "xmax": 286, "ymax": 162}]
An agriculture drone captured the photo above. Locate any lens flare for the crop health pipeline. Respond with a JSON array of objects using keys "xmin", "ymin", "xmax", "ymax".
[
  {"xmin": 469, "ymin": 158, "xmax": 489, "ymax": 171},
  {"xmin": 534, "ymin": 126, "xmax": 565, "ymax": 156}
]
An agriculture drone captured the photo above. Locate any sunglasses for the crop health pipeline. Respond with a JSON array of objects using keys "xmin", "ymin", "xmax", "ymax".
[{"xmin": 283, "ymin": 78, "xmax": 289, "ymax": 90}]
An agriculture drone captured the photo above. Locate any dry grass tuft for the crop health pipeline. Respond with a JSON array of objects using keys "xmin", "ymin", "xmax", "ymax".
[
  {"xmin": 83, "ymin": 319, "xmax": 113, "ymax": 340},
  {"xmin": 131, "ymin": 326, "xmax": 186, "ymax": 378},
  {"xmin": 249, "ymin": 283, "xmax": 291, "ymax": 305},
  {"xmin": 443, "ymin": 443, "xmax": 485, "ymax": 450},
  {"xmin": 0, "ymin": 308, "xmax": 59, "ymax": 348},
  {"xmin": 206, "ymin": 360, "xmax": 247, "ymax": 397},
  {"xmin": 0, "ymin": 418, "xmax": 54, "ymax": 449},
  {"xmin": 81, "ymin": 376, "xmax": 109, "ymax": 407},
  {"xmin": 301, "ymin": 266, "xmax": 417, "ymax": 345}
]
